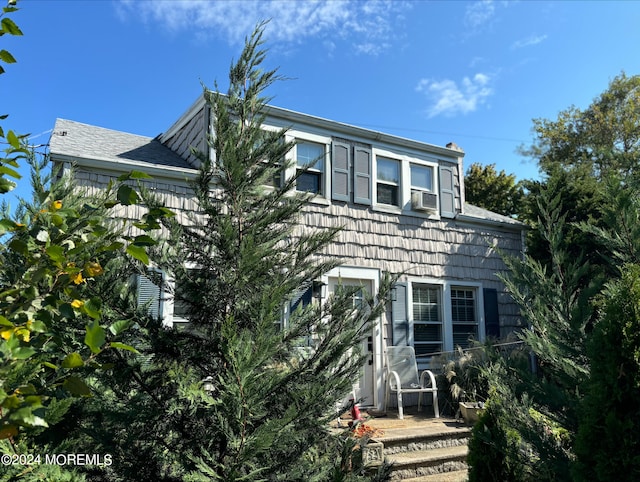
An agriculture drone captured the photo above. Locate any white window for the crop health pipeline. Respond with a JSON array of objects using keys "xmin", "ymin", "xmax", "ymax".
[
  {"xmin": 296, "ymin": 141, "xmax": 325, "ymax": 195},
  {"xmin": 412, "ymin": 284, "xmax": 443, "ymax": 356},
  {"xmin": 451, "ymin": 287, "xmax": 478, "ymax": 349},
  {"xmin": 376, "ymin": 157, "xmax": 400, "ymax": 206},
  {"xmin": 136, "ymin": 268, "xmax": 200, "ymax": 328},
  {"xmin": 403, "ymin": 281, "xmax": 483, "ymax": 362},
  {"xmin": 410, "ymin": 164, "xmax": 433, "ymax": 192}
]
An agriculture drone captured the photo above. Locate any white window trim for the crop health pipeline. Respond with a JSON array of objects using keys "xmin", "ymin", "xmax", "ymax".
[
  {"xmin": 286, "ymin": 131, "xmax": 331, "ymax": 205},
  {"xmin": 372, "ymin": 147, "xmax": 440, "ymax": 219},
  {"xmin": 407, "ymin": 277, "xmax": 485, "ymax": 362},
  {"xmin": 323, "ymin": 266, "xmax": 384, "ymax": 409},
  {"xmin": 159, "ymin": 262, "xmax": 201, "ymax": 327}
]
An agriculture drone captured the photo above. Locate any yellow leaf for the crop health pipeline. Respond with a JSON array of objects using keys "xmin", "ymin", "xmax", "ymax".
[
  {"xmin": 15, "ymin": 328, "xmax": 30, "ymax": 342},
  {"xmin": 71, "ymin": 299, "xmax": 84, "ymax": 309},
  {"xmin": 0, "ymin": 425, "xmax": 18, "ymax": 440},
  {"xmin": 71, "ymin": 272, "xmax": 84, "ymax": 285},
  {"xmin": 1, "ymin": 329, "xmax": 13, "ymax": 340},
  {"xmin": 84, "ymin": 262, "xmax": 104, "ymax": 277}
]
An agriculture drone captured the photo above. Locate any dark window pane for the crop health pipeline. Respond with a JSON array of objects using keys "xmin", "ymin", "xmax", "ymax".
[
  {"xmin": 297, "ymin": 171, "xmax": 322, "ymax": 194},
  {"xmin": 414, "ymin": 323, "xmax": 441, "ymax": 342},
  {"xmin": 452, "ymin": 324, "xmax": 478, "ymax": 348},
  {"xmin": 415, "ymin": 343, "xmax": 442, "ymax": 356},
  {"xmin": 377, "ymin": 183, "xmax": 398, "ymax": 206}
]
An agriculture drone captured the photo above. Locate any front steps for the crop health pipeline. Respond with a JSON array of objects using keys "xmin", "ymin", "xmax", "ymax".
[{"xmin": 365, "ymin": 419, "xmax": 471, "ymax": 481}]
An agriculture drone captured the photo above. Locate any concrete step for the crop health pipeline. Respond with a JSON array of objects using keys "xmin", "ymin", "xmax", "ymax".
[
  {"xmin": 386, "ymin": 445, "xmax": 468, "ymax": 480},
  {"xmin": 363, "ymin": 420, "xmax": 471, "ymax": 480},
  {"xmin": 373, "ymin": 425, "xmax": 472, "ymax": 455}
]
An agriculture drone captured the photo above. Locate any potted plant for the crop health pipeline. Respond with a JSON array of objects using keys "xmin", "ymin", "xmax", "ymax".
[{"xmin": 442, "ymin": 346, "xmax": 489, "ymax": 424}]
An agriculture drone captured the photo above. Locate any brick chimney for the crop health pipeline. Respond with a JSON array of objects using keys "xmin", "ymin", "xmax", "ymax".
[{"xmin": 446, "ymin": 142, "xmax": 463, "ymax": 152}]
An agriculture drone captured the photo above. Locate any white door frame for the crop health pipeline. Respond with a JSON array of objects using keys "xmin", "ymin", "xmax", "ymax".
[{"xmin": 322, "ymin": 266, "xmax": 383, "ymax": 410}]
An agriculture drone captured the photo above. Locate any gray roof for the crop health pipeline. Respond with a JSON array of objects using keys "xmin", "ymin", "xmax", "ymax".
[
  {"xmin": 49, "ymin": 119, "xmax": 192, "ymax": 170},
  {"xmin": 461, "ymin": 203, "xmax": 525, "ymax": 228}
]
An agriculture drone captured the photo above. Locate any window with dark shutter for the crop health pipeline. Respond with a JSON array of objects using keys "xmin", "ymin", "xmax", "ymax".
[
  {"xmin": 137, "ymin": 270, "xmax": 163, "ymax": 319},
  {"xmin": 331, "ymin": 140, "xmax": 351, "ymax": 201},
  {"xmin": 353, "ymin": 146, "xmax": 372, "ymax": 205},
  {"xmin": 439, "ymin": 165, "xmax": 456, "ymax": 218},
  {"xmin": 391, "ymin": 283, "xmax": 408, "ymax": 346}
]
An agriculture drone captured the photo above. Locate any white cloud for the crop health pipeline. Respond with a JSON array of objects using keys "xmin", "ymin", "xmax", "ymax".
[
  {"xmin": 511, "ymin": 34, "xmax": 548, "ymax": 50},
  {"xmin": 416, "ymin": 73, "xmax": 494, "ymax": 118},
  {"xmin": 464, "ymin": 0, "xmax": 496, "ymax": 29},
  {"xmin": 117, "ymin": 0, "xmax": 409, "ymax": 55}
]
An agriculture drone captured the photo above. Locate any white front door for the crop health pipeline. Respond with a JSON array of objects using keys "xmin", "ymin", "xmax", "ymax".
[{"xmin": 328, "ymin": 277, "xmax": 376, "ymax": 407}]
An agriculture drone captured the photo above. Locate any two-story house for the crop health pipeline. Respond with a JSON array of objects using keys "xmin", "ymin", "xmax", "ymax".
[{"xmin": 48, "ymin": 93, "xmax": 525, "ymax": 411}]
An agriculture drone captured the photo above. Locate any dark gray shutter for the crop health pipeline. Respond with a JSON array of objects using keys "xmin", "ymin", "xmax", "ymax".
[
  {"xmin": 439, "ymin": 165, "xmax": 456, "ymax": 218},
  {"xmin": 137, "ymin": 271, "xmax": 163, "ymax": 319},
  {"xmin": 483, "ymin": 288, "xmax": 500, "ymax": 338},
  {"xmin": 353, "ymin": 146, "xmax": 372, "ymax": 205},
  {"xmin": 331, "ymin": 140, "xmax": 351, "ymax": 202},
  {"xmin": 290, "ymin": 285, "xmax": 313, "ymax": 313},
  {"xmin": 391, "ymin": 283, "xmax": 409, "ymax": 346}
]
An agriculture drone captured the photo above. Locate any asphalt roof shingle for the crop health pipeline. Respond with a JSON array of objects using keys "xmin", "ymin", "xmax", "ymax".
[{"xmin": 49, "ymin": 119, "xmax": 192, "ymax": 170}]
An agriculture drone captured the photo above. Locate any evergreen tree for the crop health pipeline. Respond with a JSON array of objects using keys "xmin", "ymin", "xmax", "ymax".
[
  {"xmin": 468, "ymin": 186, "xmax": 602, "ymax": 481},
  {"xmin": 66, "ymin": 24, "xmax": 392, "ymax": 481},
  {"xmin": 573, "ymin": 265, "xmax": 640, "ymax": 481}
]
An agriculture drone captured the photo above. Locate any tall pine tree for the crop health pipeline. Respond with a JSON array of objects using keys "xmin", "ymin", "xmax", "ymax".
[{"xmin": 65, "ymin": 24, "xmax": 392, "ymax": 481}]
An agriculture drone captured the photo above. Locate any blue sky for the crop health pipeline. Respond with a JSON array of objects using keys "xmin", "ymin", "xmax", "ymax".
[{"xmin": 3, "ymin": 0, "xmax": 640, "ymax": 205}]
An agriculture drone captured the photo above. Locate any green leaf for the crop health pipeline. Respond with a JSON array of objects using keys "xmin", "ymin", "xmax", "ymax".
[
  {"xmin": 83, "ymin": 297, "xmax": 102, "ymax": 320},
  {"xmin": 6, "ymin": 129, "xmax": 19, "ymax": 148},
  {"xmin": 29, "ymin": 319, "xmax": 46, "ymax": 333},
  {"xmin": 45, "ymin": 245, "xmax": 65, "ymax": 265},
  {"xmin": 12, "ymin": 346, "xmax": 36, "ymax": 360},
  {"xmin": 8, "ymin": 238, "xmax": 27, "ymax": 255},
  {"xmin": 0, "ymin": 49, "xmax": 16, "ymax": 63},
  {"xmin": 1, "ymin": 17, "xmax": 23, "ymax": 36},
  {"xmin": 126, "ymin": 244, "xmax": 149, "ymax": 265},
  {"xmin": 9, "ymin": 407, "xmax": 48, "ymax": 427},
  {"xmin": 16, "ymin": 385, "xmax": 37, "ymax": 396},
  {"xmin": 117, "ymin": 185, "xmax": 139, "ymax": 205},
  {"xmin": 98, "ymin": 241, "xmax": 124, "ymax": 252},
  {"xmin": 84, "ymin": 319, "xmax": 105, "ymax": 354},
  {"xmin": 61, "ymin": 352, "xmax": 84, "ymax": 369},
  {"xmin": 63, "ymin": 376, "xmax": 92, "ymax": 397},
  {"xmin": 0, "ymin": 176, "xmax": 16, "ymax": 193},
  {"xmin": 133, "ymin": 234, "xmax": 156, "ymax": 247},
  {"xmin": 0, "ymin": 164, "xmax": 21, "ymax": 178},
  {"xmin": 59, "ymin": 303, "xmax": 75, "ymax": 319},
  {"xmin": 0, "ymin": 218, "xmax": 19, "ymax": 234},
  {"xmin": 109, "ymin": 342, "xmax": 140, "ymax": 354},
  {"xmin": 0, "ymin": 315, "xmax": 13, "ymax": 327},
  {"xmin": 42, "ymin": 362, "xmax": 59, "ymax": 370},
  {"xmin": 108, "ymin": 319, "xmax": 132, "ymax": 336},
  {"xmin": 148, "ymin": 206, "xmax": 176, "ymax": 218},
  {"xmin": 117, "ymin": 170, "xmax": 153, "ymax": 181}
]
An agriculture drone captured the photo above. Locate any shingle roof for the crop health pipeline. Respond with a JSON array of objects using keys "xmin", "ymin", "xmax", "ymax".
[
  {"xmin": 461, "ymin": 203, "xmax": 525, "ymax": 228},
  {"xmin": 49, "ymin": 119, "xmax": 192, "ymax": 169}
]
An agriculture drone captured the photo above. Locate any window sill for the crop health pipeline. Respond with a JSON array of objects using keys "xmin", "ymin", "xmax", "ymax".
[
  {"xmin": 307, "ymin": 196, "xmax": 331, "ymax": 206},
  {"xmin": 373, "ymin": 204, "xmax": 402, "ymax": 215}
]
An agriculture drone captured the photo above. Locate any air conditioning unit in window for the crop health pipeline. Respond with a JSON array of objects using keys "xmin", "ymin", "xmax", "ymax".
[{"xmin": 412, "ymin": 191, "xmax": 438, "ymax": 212}]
